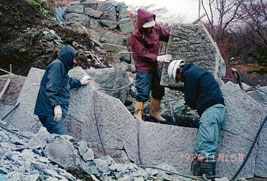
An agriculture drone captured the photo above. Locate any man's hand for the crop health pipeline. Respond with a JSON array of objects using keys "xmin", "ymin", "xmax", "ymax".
[
  {"xmin": 157, "ymin": 54, "xmax": 172, "ymax": 63},
  {"xmin": 80, "ymin": 75, "xmax": 92, "ymax": 85},
  {"xmin": 54, "ymin": 105, "xmax": 62, "ymax": 122}
]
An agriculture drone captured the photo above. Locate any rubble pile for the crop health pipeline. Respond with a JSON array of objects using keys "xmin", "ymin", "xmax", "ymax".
[{"xmin": 0, "ymin": 124, "xmax": 193, "ymax": 181}]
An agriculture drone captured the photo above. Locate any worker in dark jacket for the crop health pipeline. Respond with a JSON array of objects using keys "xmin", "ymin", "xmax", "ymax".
[
  {"xmin": 168, "ymin": 60, "xmax": 226, "ymax": 177},
  {"xmin": 130, "ymin": 9, "xmax": 172, "ymax": 122},
  {"xmin": 34, "ymin": 45, "xmax": 91, "ymax": 135}
]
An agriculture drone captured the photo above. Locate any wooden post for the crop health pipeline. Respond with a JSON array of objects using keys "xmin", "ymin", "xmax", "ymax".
[
  {"xmin": 192, "ymin": 13, "xmax": 206, "ymax": 24},
  {"xmin": 198, "ymin": 0, "xmax": 201, "ymax": 19},
  {"xmin": 0, "ymin": 78, "xmax": 11, "ymax": 100},
  {"xmin": 9, "ymin": 64, "xmax": 12, "ymax": 74}
]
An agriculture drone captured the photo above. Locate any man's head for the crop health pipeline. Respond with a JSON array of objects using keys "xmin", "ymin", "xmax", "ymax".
[
  {"xmin": 142, "ymin": 17, "xmax": 155, "ymax": 33},
  {"xmin": 58, "ymin": 45, "xmax": 78, "ymax": 71},
  {"xmin": 137, "ymin": 9, "xmax": 156, "ymax": 33},
  {"xmin": 168, "ymin": 60, "xmax": 185, "ymax": 81}
]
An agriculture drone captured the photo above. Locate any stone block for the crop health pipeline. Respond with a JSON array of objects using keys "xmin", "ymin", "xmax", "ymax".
[
  {"xmin": 85, "ymin": 7, "xmax": 102, "ymax": 18},
  {"xmin": 162, "ymin": 24, "xmax": 226, "ymax": 88}
]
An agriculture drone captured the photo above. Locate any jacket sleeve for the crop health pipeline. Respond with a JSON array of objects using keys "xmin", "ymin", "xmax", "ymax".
[
  {"xmin": 46, "ymin": 63, "xmax": 63, "ymax": 107},
  {"xmin": 130, "ymin": 34, "xmax": 157, "ymax": 63},
  {"xmin": 158, "ymin": 25, "xmax": 170, "ymax": 42},
  {"xmin": 69, "ymin": 77, "xmax": 82, "ymax": 89},
  {"xmin": 184, "ymin": 73, "xmax": 198, "ymax": 109}
]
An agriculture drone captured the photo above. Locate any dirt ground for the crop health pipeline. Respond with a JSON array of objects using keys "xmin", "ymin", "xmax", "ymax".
[{"xmin": 0, "ymin": 0, "xmax": 95, "ymax": 76}]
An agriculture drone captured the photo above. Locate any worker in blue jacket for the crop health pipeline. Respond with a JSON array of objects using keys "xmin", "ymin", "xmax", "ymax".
[
  {"xmin": 168, "ymin": 60, "xmax": 226, "ymax": 177},
  {"xmin": 34, "ymin": 45, "xmax": 91, "ymax": 135}
]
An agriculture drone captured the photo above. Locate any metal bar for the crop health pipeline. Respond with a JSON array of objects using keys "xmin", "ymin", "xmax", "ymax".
[
  {"xmin": 0, "ymin": 124, "xmax": 31, "ymax": 139},
  {"xmin": 2, "ymin": 103, "xmax": 20, "ymax": 121},
  {"xmin": 92, "ymin": 90, "xmax": 106, "ymax": 156}
]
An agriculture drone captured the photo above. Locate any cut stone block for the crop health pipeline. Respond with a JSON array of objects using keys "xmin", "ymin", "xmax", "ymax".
[
  {"xmin": 6, "ymin": 68, "xmax": 42, "ymax": 133},
  {"xmin": 161, "ymin": 24, "xmax": 226, "ymax": 87}
]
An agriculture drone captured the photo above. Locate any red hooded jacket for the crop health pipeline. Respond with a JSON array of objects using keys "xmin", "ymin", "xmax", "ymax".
[{"xmin": 130, "ymin": 9, "xmax": 170, "ymax": 72}]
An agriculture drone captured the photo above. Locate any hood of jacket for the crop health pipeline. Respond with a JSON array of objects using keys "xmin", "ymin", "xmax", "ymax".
[
  {"xmin": 57, "ymin": 45, "xmax": 77, "ymax": 71},
  {"xmin": 137, "ymin": 9, "xmax": 156, "ymax": 29}
]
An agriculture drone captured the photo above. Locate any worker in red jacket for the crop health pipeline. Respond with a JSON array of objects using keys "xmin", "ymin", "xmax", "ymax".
[{"xmin": 130, "ymin": 9, "xmax": 172, "ymax": 122}]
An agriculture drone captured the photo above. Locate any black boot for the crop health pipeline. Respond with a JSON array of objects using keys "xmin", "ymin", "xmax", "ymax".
[
  {"xmin": 201, "ymin": 161, "xmax": 216, "ymax": 177},
  {"xmin": 191, "ymin": 157, "xmax": 201, "ymax": 176}
]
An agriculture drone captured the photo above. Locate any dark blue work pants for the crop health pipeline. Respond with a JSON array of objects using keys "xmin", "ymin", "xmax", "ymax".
[
  {"xmin": 135, "ymin": 69, "xmax": 165, "ymax": 102},
  {"xmin": 38, "ymin": 115, "xmax": 67, "ymax": 135}
]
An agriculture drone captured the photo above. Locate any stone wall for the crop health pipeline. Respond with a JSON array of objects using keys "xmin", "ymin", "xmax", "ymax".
[{"xmin": 64, "ymin": 1, "xmax": 134, "ymax": 35}]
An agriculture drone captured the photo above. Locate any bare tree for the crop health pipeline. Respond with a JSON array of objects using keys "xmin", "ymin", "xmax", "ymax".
[
  {"xmin": 128, "ymin": 4, "xmax": 185, "ymax": 25},
  {"xmin": 235, "ymin": 0, "xmax": 267, "ymax": 67},
  {"xmin": 237, "ymin": 0, "xmax": 267, "ymax": 49},
  {"xmin": 201, "ymin": 0, "xmax": 241, "ymax": 43}
]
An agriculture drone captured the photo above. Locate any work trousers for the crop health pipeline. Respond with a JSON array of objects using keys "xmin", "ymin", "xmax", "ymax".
[
  {"xmin": 38, "ymin": 115, "xmax": 67, "ymax": 135},
  {"xmin": 135, "ymin": 69, "xmax": 165, "ymax": 102},
  {"xmin": 194, "ymin": 104, "xmax": 226, "ymax": 161}
]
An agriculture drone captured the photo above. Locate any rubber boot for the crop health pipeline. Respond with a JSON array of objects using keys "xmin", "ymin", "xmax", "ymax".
[
  {"xmin": 201, "ymin": 161, "xmax": 216, "ymax": 178},
  {"xmin": 150, "ymin": 98, "xmax": 166, "ymax": 121},
  {"xmin": 134, "ymin": 101, "xmax": 144, "ymax": 121},
  {"xmin": 191, "ymin": 157, "xmax": 201, "ymax": 176}
]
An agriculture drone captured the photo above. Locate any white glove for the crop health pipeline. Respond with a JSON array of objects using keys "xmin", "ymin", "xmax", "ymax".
[
  {"xmin": 54, "ymin": 105, "xmax": 62, "ymax": 122},
  {"xmin": 80, "ymin": 75, "xmax": 92, "ymax": 85},
  {"xmin": 157, "ymin": 54, "xmax": 172, "ymax": 62}
]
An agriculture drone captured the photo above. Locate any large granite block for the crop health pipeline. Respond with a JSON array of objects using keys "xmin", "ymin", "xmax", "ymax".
[{"xmin": 161, "ymin": 24, "xmax": 226, "ymax": 87}]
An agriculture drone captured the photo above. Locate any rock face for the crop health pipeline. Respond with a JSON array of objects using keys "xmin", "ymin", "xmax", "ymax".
[
  {"xmin": 4, "ymin": 67, "xmax": 266, "ymax": 179},
  {"xmin": 161, "ymin": 24, "xmax": 226, "ymax": 87},
  {"xmin": 1, "ymin": 28, "xmax": 63, "ymax": 72}
]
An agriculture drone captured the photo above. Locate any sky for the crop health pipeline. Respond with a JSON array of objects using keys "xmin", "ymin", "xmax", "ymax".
[{"xmin": 116, "ymin": 0, "xmax": 203, "ymax": 23}]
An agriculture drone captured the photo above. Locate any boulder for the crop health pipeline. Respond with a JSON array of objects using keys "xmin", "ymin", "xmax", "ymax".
[
  {"xmin": 119, "ymin": 18, "xmax": 134, "ymax": 34},
  {"xmin": 85, "ymin": 7, "xmax": 102, "ymax": 18},
  {"xmin": 66, "ymin": 5, "xmax": 84, "ymax": 14},
  {"xmin": 100, "ymin": 20, "xmax": 118, "ymax": 30},
  {"xmin": 85, "ymin": 67, "xmax": 131, "ymax": 104},
  {"xmin": 100, "ymin": 32, "xmax": 127, "ymax": 46},
  {"xmin": 89, "ymin": 18, "xmax": 100, "ymax": 29},
  {"xmin": 97, "ymin": 2, "xmax": 113, "ymax": 11},
  {"xmin": 117, "ymin": 2, "xmax": 129, "ymax": 19},
  {"xmin": 102, "ymin": 7, "xmax": 116, "ymax": 21},
  {"xmin": 65, "ymin": 13, "xmax": 90, "ymax": 25}
]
